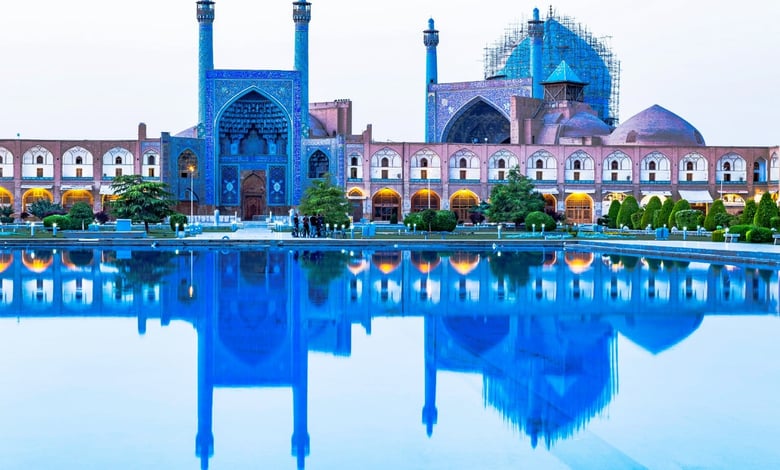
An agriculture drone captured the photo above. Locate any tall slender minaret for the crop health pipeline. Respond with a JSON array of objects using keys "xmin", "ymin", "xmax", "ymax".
[
  {"xmin": 528, "ymin": 7, "xmax": 544, "ymax": 99},
  {"xmin": 293, "ymin": 1, "xmax": 311, "ymax": 136},
  {"xmin": 423, "ymin": 18, "xmax": 439, "ymax": 143},
  {"xmin": 197, "ymin": 1, "xmax": 215, "ymax": 136}
]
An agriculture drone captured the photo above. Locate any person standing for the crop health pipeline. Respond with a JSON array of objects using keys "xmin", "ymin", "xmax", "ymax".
[{"xmin": 302, "ymin": 215, "xmax": 310, "ymax": 238}]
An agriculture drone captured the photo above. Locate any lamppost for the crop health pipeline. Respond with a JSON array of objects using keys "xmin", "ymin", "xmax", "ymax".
[{"xmin": 188, "ymin": 165, "xmax": 195, "ymax": 221}]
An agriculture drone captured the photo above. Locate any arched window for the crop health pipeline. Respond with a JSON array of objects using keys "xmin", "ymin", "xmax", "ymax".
[
  {"xmin": 75, "ymin": 156, "xmax": 83, "ymax": 165},
  {"xmin": 498, "ymin": 159, "xmax": 506, "ymax": 169},
  {"xmin": 459, "ymin": 158, "xmax": 467, "ymax": 168},
  {"xmin": 421, "ymin": 158, "xmax": 428, "ymax": 168},
  {"xmin": 723, "ymin": 162, "xmax": 731, "ymax": 171},
  {"xmin": 351, "ymin": 156, "xmax": 359, "ymax": 166},
  {"xmin": 36, "ymin": 155, "xmax": 44, "ymax": 164},
  {"xmin": 115, "ymin": 156, "xmax": 123, "ymax": 165},
  {"xmin": 308, "ymin": 151, "xmax": 329, "ymax": 178},
  {"xmin": 536, "ymin": 159, "xmax": 543, "ymax": 169},
  {"xmin": 381, "ymin": 157, "xmax": 389, "ymax": 167},
  {"xmin": 610, "ymin": 161, "xmax": 618, "ymax": 170},
  {"xmin": 573, "ymin": 160, "xmax": 582, "ymax": 170},
  {"xmin": 686, "ymin": 162, "xmax": 694, "ymax": 171},
  {"xmin": 147, "ymin": 154, "xmax": 156, "ymax": 165},
  {"xmin": 649, "ymin": 161, "xmax": 657, "ymax": 171}
]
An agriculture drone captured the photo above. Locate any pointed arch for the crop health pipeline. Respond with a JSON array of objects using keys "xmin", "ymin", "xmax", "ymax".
[
  {"xmin": 770, "ymin": 152, "xmax": 779, "ymax": 183},
  {"xmin": 0, "ymin": 186, "xmax": 12, "ymax": 205},
  {"xmin": 565, "ymin": 193, "xmax": 593, "ymax": 224},
  {"xmin": 411, "ymin": 148, "xmax": 442, "ymax": 180},
  {"xmin": 441, "ymin": 97, "xmax": 510, "ymax": 144},
  {"xmin": 565, "ymin": 150, "xmax": 594, "ymax": 182},
  {"xmin": 603, "ymin": 150, "xmax": 632, "ymax": 183},
  {"xmin": 0, "ymin": 147, "xmax": 14, "ymax": 179},
  {"xmin": 640, "ymin": 151, "xmax": 671, "ymax": 183},
  {"xmin": 142, "ymin": 149, "xmax": 160, "ymax": 179},
  {"xmin": 489, "ymin": 149, "xmax": 518, "ymax": 181},
  {"xmin": 348, "ymin": 151, "xmax": 363, "ymax": 180},
  {"xmin": 102, "ymin": 147, "xmax": 133, "ymax": 179},
  {"xmin": 717, "ymin": 152, "xmax": 746, "ymax": 183},
  {"xmin": 216, "ymin": 89, "xmax": 291, "ymax": 158},
  {"xmin": 448, "ymin": 149, "xmax": 479, "ymax": 180},
  {"xmin": 371, "ymin": 188, "xmax": 401, "ymax": 221},
  {"xmin": 22, "ymin": 145, "xmax": 54, "ymax": 179},
  {"xmin": 370, "ymin": 148, "xmax": 402, "ymax": 180},
  {"xmin": 411, "ymin": 189, "xmax": 440, "ymax": 212},
  {"xmin": 679, "ymin": 153, "xmax": 708, "ymax": 183},
  {"xmin": 526, "ymin": 150, "xmax": 557, "ymax": 181},
  {"xmin": 308, "ymin": 150, "xmax": 330, "ymax": 178},
  {"xmin": 62, "ymin": 146, "xmax": 94, "ymax": 179},
  {"xmin": 450, "ymin": 189, "xmax": 480, "ymax": 223}
]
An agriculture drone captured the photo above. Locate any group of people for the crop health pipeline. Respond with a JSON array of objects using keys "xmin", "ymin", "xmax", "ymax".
[{"xmin": 292, "ymin": 213, "xmax": 326, "ymax": 238}]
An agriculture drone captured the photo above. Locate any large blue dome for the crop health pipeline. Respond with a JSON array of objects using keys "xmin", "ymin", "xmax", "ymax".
[{"xmin": 489, "ymin": 16, "xmax": 618, "ymax": 125}]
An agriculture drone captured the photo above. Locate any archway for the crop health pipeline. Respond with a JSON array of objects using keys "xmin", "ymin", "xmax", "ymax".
[
  {"xmin": 565, "ymin": 193, "xmax": 593, "ymax": 224},
  {"xmin": 61, "ymin": 190, "xmax": 94, "ymax": 210},
  {"xmin": 22, "ymin": 188, "xmax": 53, "ymax": 215},
  {"xmin": 442, "ymin": 99, "xmax": 510, "ymax": 144},
  {"xmin": 0, "ymin": 186, "xmax": 12, "ymax": 205},
  {"xmin": 371, "ymin": 188, "xmax": 401, "ymax": 222},
  {"xmin": 450, "ymin": 190, "xmax": 479, "ymax": 223},
  {"xmin": 347, "ymin": 188, "xmax": 365, "ymax": 221},
  {"xmin": 241, "ymin": 172, "xmax": 266, "ymax": 220},
  {"xmin": 542, "ymin": 194, "xmax": 557, "ymax": 214},
  {"xmin": 411, "ymin": 190, "xmax": 440, "ymax": 212}
]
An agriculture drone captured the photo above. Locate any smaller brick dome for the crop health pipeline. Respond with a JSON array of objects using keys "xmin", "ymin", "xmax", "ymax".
[
  {"xmin": 607, "ymin": 104, "xmax": 705, "ymax": 146},
  {"xmin": 561, "ymin": 112, "xmax": 613, "ymax": 138}
]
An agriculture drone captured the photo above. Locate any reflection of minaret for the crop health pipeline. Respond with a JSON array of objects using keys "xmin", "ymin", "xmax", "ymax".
[
  {"xmin": 291, "ymin": 251, "xmax": 310, "ymax": 469},
  {"xmin": 196, "ymin": 0, "xmax": 215, "ymax": 136},
  {"xmin": 293, "ymin": 1, "xmax": 311, "ymax": 136},
  {"xmin": 195, "ymin": 258, "xmax": 213, "ymax": 470},
  {"xmin": 421, "ymin": 312, "xmax": 437, "ymax": 436}
]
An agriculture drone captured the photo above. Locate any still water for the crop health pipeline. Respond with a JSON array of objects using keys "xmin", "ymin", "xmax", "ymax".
[{"xmin": 0, "ymin": 246, "xmax": 779, "ymax": 469}]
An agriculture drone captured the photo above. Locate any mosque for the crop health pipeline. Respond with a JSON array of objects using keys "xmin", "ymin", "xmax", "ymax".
[{"xmin": 0, "ymin": 1, "xmax": 777, "ymax": 225}]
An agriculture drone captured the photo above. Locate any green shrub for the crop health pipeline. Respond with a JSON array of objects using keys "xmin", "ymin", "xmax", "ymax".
[
  {"xmin": 67, "ymin": 202, "xmax": 95, "ymax": 230},
  {"xmin": 704, "ymin": 199, "xmax": 727, "ymax": 231},
  {"xmin": 617, "ymin": 196, "xmax": 639, "ymax": 229},
  {"xmin": 754, "ymin": 192, "xmax": 779, "ymax": 228},
  {"xmin": 741, "ymin": 199, "xmax": 757, "ymax": 225},
  {"xmin": 727, "ymin": 224, "xmax": 755, "ymax": 239},
  {"xmin": 169, "ymin": 213, "xmax": 188, "ymax": 231},
  {"xmin": 640, "ymin": 196, "xmax": 662, "ymax": 229},
  {"xmin": 0, "ymin": 205, "xmax": 14, "ymax": 224},
  {"xmin": 389, "ymin": 212, "xmax": 398, "ymax": 224},
  {"xmin": 433, "ymin": 210, "xmax": 457, "ymax": 232},
  {"xmin": 711, "ymin": 229, "xmax": 725, "ymax": 242},
  {"xmin": 606, "ymin": 200, "xmax": 621, "ymax": 229},
  {"xmin": 771, "ymin": 216, "xmax": 780, "ymax": 230},
  {"xmin": 668, "ymin": 199, "xmax": 690, "ymax": 228},
  {"xmin": 630, "ymin": 210, "xmax": 644, "ymax": 230},
  {"xmin": 675, "ymin": 209, "xmax": 703, "ymax": 231},
  {"xmin": 42, "ymin": 214, "xmax": 71, "ymax": 230},
  {"xmin": 655, "ymin": 198, "xmax": 675, "ymax": 229},
  {"xmin": 747, "ymin": 227, "xmax": 773, "ymax": 243},
  {"xmin": 402, "ymin": 212, "xmax": 423, "ymax": 229},
  {"xmin": 525, "ymin": 211, "xmax": 556, "ymax": 231}
]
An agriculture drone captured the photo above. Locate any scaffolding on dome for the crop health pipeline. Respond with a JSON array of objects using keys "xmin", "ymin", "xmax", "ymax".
[{"xmin": 483, "ymin": 8, "xmax": 621, "ymax": 126}]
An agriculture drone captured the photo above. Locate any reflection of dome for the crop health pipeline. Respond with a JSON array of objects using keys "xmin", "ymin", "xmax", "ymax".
[
  {"xmin": 62, "ymin": 250, "xmax": 94, "ymax": 269},
  {"xmin": 347, "ymin": 258, "xmax": 369, "ymax": 276},
  {"xmin": 615, "ymin": 314, "xmax": 703, "ymax": 355},
  {"xmin": 564, "ymin": 252, "xmax": 593, "ymax": 274},
  {"xmin": 443, "ymin": 315, "xmax": 510, "ymax": 355},
  {"xmin": 449, "ymin": 252, "xmax": 480, "ymax": 275},
  {"xmin": 561, "ymin": 112, "xmax": 612, "ymax": 138},
  {"xmin": 0, "ymin": 252, "xmax": 12, "ymax": 274},
  {"xmin": 606, "ymin": 104, "xmax": 705, "ymax": 146},
  {"xmin": 372, "ymin": 252, "xmax": 401, "ymax": 274},
  {"xmin": 411, "ymin": 251, "xmax": 441, "ymax": 274},
  {"xmin": 22, "ymin": 250, "xmax": 54, "ymax": 274}
]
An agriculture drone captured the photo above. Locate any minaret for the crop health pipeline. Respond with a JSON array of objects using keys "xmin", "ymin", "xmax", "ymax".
[
  {"xmin": 293, "ymin": 1, "xmax": 312, "ymax": 136},
  {"xmin": 197, "ymin": 1, "xmax": 215, "ymax": 137},
  {"xmin": 528, "ymin": 7, "xmax": 544, "ymax": 99},
  {"xmin": 423, "ymin": 18, "xmax": 439, "ymax": 143}
]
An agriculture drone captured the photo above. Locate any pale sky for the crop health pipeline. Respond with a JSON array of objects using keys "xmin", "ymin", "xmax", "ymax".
[{"xmin": 1, "ymin": 0, "xmax": 777, "ymax": 146}]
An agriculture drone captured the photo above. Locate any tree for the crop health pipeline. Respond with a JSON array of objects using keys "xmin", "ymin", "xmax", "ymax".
[
  {"xmin": 640, "ymin": 196, "xmax": 662, "ymax": 229},
  {"xmin": 703, "ymin": 199, "xmax": 727, "ymax": 231},
  {"xmin": 655, "ymin": 197, "xmax": 674, "ymax": 229},
  {"xmin": 0, "ymin": 205, "xmax": 14, "ymax": 224},
  {"xmin": 28, "ymin": 199, "xmax": 65, "ymax": 220},
  {"xmin": 741, "ymin": 199, "xmax": 757, "ymax": 225},
  {"xmin": 110, "ymin": 174, "xmax": 176, "ymax": 233},
  {"xmin": 754, "ymin": 191, "xmax": 779, "ymax": 228},
  {"xmin": 68, "ymin": 201, "xmax": 95, "ymax": 230},
  {"xmin": 525, "ymin": 211, "xmax": 556, "ymax": 231},
  {"xmin": 668, "ymin": 199, "xmax": 690, "ymax": 228},
  {"xmin": 298, "ymin": 174, "xmax": 351, "ymax": 228},
  {"xmin": 606, "ymin": 200, "xmax": 621, "ymax": 228},
  {"xmin": 616, "ymin": 195, "xmax": 639, "ymax": 229},
  {"xmin": 486, "ymin": 168, "xmax": 545, "ymax": 228}
]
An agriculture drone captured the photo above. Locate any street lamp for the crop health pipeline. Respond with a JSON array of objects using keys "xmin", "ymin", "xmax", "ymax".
[{"xmin": 188, "ymin": 165, "xmax": 195, "ymax": 222}]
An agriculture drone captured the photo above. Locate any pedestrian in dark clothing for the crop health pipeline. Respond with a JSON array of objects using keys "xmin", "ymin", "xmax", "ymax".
[{"xmin": 302, "ymin": 215, "xmax": 310, "ymax": 238}]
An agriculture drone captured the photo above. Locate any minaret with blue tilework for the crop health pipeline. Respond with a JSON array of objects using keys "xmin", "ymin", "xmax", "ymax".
[
  {"xmin": 423, "ymin": 18, "xmax": 439, "ymax": 143},
  {"xmin": 197, "ymin": 1, "xmax": 215, "ymax": 137},
  {"xmin": 293, "ymin": 1, "xmax": 311, "ymax": 136},
  {"xmin": 528, "ymin": 7, "xmax": 544, "ymax": 99}
]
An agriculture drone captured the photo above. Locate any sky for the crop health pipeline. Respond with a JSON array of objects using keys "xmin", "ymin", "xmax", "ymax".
[{"xmin": 1, "ymin": 0, "xmax": 778, "ymax": 147}]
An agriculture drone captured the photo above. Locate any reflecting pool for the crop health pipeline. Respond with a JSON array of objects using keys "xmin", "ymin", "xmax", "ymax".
[{"xmin": 1, "ymin": 246, "xmax": 779, "ymax": 469}]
